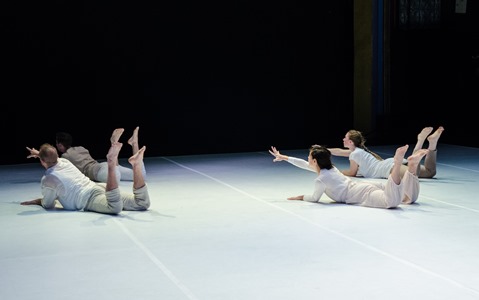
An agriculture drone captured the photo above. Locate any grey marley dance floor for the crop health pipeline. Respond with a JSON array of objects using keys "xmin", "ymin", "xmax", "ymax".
[{"xmin": 1, "ymin": 143, "xmax": 479, "ymax": 300}]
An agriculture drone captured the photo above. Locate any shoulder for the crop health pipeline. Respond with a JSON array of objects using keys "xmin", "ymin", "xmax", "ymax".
[
  {"xmin": 352, "ymin": 148, "xmax": 365, "ymax": 153},
  {"xmin": 319, "ymin": 167, "xmax": 338, "ymax": 177},
  {"xmin": 58, "ymin": 157, "xmax": 75, "ymax": 168},
  {"xmin": 69, "ymin": 146, "xmax": 87, "ymax": 151},
  {"xmin": 350, "ymin": 148, "xmax": 364, "ymax": 158},
  {"xmin": 65, "ymin": 146, "xmax": 88, "ymax": 156},
  {"xmin": 59, "ymin": 157, "xmax": 69, "ymax": 163}
]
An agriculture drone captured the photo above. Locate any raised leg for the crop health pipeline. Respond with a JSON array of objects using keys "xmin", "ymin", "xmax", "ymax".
[
  {"xmin": 391, "ymin": 145, "xmax": 409, "ymax": 185},
  {"xmin": 417, "ymin": 126, "xmax": 444, "ymax": 178},
  {"xmin": 106, "ymin": 142, "xmax": 123, "ymax": 191},
  {"xmin": 128, "ymin": 126, "xmax": 140, "ymax": 155},
  {"xmin": 407, "ymin": 149, "xmax": 429, "ymax": 176},
  {"xmin": 413, "ymin": 127, "xmax": 433, "ymax": 153},
  {"xmin": 110, "ymin": 128, "xmax": 125, "ymax": 144},
  {"xmin": 109, "ymin": 128, "xmax": 125, "ymax": 167},
  {"xmin": 129, "ymin": 145, "xmax": 146, "ymax": 189},
  {"xmin": 427, "ymin": 126, "xmax": 444, "ymax": 151}
]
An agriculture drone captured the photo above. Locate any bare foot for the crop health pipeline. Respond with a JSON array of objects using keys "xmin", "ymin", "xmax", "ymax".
[
  {"xmin": 111, "ymin": 128, "xmax": 125, "ymax": 144},
  {"xmin": 407, "ymin": 149, "xmax": 429, "ymax": 165},
  {"xmin": 128, "ymin": 146, "xmax": 146, "ymax": 167},
  {"xmin": 418, "ymin": 127, "xmax": 433, "ymax": 141},
  {"xmin": 128, "ymin": 126, "xmax": 139, "ymax": 146},
  {"xmin": 426, "ymin": 126, "xmax": 444, "ymax": 151},
  {"xmin": 427, "ymin": 126, "xmax": 444, "ymax": 144},
  {"xmin": 107, "ymin": 142, "xmax": 123, "ymax": 162},
  {"xmin": 394, "ymin": 144, "xmax": 409, "ymax": 164}
]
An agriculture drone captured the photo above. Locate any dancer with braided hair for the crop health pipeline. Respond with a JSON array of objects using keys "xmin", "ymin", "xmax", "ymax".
[
  {"xmin": 327, "ymin": 126, "xmax": 444, "ymax": 203},
  {"xmin": 269, "ymin": 144, "xmax": 428, "ymax": 209}
]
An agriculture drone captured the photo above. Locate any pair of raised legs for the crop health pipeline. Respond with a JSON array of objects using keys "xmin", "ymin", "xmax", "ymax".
[
  {"xmin": 392, "ymin": 145, "xmax": 429, "ymax": 205},
  {"xmin": 414, "ymin": 126, "xmax": 444, "ymax": 153},
  {"xmin": 392, "ymin": 145, "xmax": 429, "ymax": 185},
  {"xmin": 399, "ymin": 126, "xmax": 444, "ymax": 179},
  {"xmin": 110, "ymin": 126, "xmax": 140, "ymax": 159},
  {"xmin": 105, "ymin": 127, "xmax": 145, "ymax": 192}
]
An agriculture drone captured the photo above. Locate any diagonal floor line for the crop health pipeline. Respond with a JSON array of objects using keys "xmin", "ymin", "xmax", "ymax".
[
  {"xmin": 163, "ymin": 156, "xmax": 479, "ymax": 298},
  {"xmin": 114, "ymin": 219, "xmax": 200, "ymax": 300},
  {"xmin": 435, "ymin": 163, "xmax": 479, "ymax": 173},
  {"xmin": 419, "ymin": 194, "xmax": 479, "ymax": 213}
]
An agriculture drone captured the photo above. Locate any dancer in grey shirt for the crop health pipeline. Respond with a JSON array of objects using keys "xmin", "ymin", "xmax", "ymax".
[
  {"xmin": 22, "ymin": 132, "xmax": 150, "ymax": 214},
  {"xmin": 55, "ymin": 127, "xmax": 146, "ymax": 184}
]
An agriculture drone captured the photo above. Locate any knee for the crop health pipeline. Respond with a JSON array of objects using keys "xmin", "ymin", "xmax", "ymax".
[
  {"xmin": 402, "ymin": 195, "xmax": 416, "ymax": 205},
  {"xmin": 134, "ymin": 185, "xmax": 150, "ymax": 210},
  {"xmin": 111, "ymin": 207, "xmax": 123, "ymax": 214},
  {"xmin": 106, "ymin": 189, "xmax": 123, "ymax": 213},
  {"xmin": 137, "ymin": 198, "xmax": 150, "ymax": 210},
  {"xmin": 420, "ymin": 170, "xmax": 436, "ymax": 178},
  {"xmin": 109, "ymin": 202, "xmax": 123, "ymax": 214}
]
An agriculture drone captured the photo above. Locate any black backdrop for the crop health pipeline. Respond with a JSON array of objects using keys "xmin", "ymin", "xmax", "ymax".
[
  {"xmin": 3, "ymin": 1, "xmax": 354, "ymax": 165},
  {"xmin": 2, "ymin": 1, "xmax": 478, "ymax": 166}
]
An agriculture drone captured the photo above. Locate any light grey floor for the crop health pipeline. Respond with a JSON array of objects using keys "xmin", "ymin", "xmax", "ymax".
[{"xmin": 1, "ymin": 144, "xmax": 479, "ymax": 300}]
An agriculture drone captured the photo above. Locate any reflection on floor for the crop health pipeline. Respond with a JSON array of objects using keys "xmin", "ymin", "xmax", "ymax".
[{"xmin": 1, "ymin": 144, "xmax": 479, "ymax": 300}]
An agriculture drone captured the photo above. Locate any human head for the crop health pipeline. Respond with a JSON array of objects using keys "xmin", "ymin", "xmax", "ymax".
[
  {"xmin": 309, "ymin": 144, "xmax": 333, "ymax": 170},
  {"xmin": 55, "ymin": 132, "xmax": 73, "ymax": 153},
  {"xmin": 344, "ymin": 129, "xmax": 366, "ymax": 148},
  {"xmin": 38, "ymin": 143, "xmax": 58, "ymax": 168}
]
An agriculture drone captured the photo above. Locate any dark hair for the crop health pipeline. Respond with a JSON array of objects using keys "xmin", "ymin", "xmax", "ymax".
[
  {"xmin": 347, "ymin": 130, "xmax": 383, "ymax": 160},
  {"xmin": 309, "ymin": 144, "xmax": 333, "ymax": 170},
  {"xmin": 56, "ymin": 132, "xmax": 73, "ymax": 148}
]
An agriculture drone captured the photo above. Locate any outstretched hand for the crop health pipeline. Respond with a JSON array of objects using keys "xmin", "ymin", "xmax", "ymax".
[
  {"xmin": 26, "ymin": 147, "xmax": 39, "ymax": 159},
  {"xmin": 287, "ymin": 195, "xmax": 304, "ymax": 201},
  {"xmin": 269, "ymin": 146, "xmax": 287, "ymax": 162},
  {"xmin": 20, "ymin": 198, "xmax": 42, "ymax": 206}
]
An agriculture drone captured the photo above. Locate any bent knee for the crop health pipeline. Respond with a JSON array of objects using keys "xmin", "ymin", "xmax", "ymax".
[
  {"xmin": 137, "ymin": 198, "xmax": 150, "ymax": 210},
  {"xmin": 385, "ymin": 201, "xmax": 401, "ymax": 208},
  {"xmin": 109, "ymin": 203, "xmax": 123, "ymax": 214},
  {"xmin": 419, "ymin": 169, "xmax": 436, "ymax": 178}
]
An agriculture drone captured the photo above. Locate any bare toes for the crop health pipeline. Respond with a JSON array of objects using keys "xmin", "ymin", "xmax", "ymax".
[{"xmin": 418, "ymin": 127, "xmax": 433, "ymax": 140}]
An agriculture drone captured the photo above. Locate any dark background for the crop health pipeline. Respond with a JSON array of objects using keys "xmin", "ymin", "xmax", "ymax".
[{"xmin": 2, "ymin": 0, "xmax": 478, "ymax": 165}]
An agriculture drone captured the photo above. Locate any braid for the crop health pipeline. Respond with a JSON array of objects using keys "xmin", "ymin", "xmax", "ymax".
[
  {"xmin": 347, "ymin": 130, "xmax": 383, "ymax": 160},
  {"xmin": 363, "ymin": 145, "xmax": 383, "ymax": 161}
]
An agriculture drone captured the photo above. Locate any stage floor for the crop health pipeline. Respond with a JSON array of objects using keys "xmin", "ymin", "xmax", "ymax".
[{"xmin": 1, "ymin": 143, "xmax": 479, "ymax": 300}]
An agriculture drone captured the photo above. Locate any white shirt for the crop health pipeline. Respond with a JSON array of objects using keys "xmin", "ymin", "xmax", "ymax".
[
  {"xmin": 286, "ymin": 156, "xmax": 394, "ymax": 206},
  {"xmin": 349, "ymin": 148, "xmax": 393, "ymax": 178},
  {"xmin": 41, "ymin": 158, "xmax": 98, "ymax": 210}
]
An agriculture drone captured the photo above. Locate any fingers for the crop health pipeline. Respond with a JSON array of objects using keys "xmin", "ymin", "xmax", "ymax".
[{"xmin": 270, "ymin": 146, "xmax": 279, "ymax": 154}]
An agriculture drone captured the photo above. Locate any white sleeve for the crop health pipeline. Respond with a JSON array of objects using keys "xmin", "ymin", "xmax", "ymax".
[
  {"xmin": 287, "ymin": 157, "xmax": 316, "ymax": 173},
  {"xmin": 41, "ymin": 186, "xmax": 57, "ymax": 209},
  {"xmin": 303, "ymin": 178, "xmax": 326, "ymax": 202}
]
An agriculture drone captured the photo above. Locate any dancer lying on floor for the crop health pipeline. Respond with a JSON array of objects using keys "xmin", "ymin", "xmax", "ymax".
[
  {"xmin": 269, "ymin": 144, "xmax": 428, "ymax": 209},
  {"xmin": 327, "ymin": 126, "xmax": 444, "ymax": 203},
  {"xmin": 52, "ymin": 126, "xmax": 146, "ymax": 184},
  {"xmin": 22, "ymin": 129, "xmax": 150, "ymax": 214}
]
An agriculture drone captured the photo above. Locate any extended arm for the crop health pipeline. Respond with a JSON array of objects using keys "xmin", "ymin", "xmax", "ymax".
[
  {"xmin": 20, "ymin": 198, "xmax": 42, "ymax": 206},
  {"xmin": 341, "ymin": 159, "xmax": 359, "ymax": 177},
  {"xmin": 269, "ymin": 146, "xmax": 314, "ymax": 172},
  {"xmin": 328, "ymin": 148, "xmax": 352, "ymax": 157},
  {"xmin": 26, "ymin": 147, "xmax": 40, "ymax": 159},
  {"xmin": 269, "ymin": 146, "xmax": 289, "ymax": 162}
]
